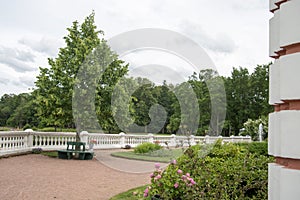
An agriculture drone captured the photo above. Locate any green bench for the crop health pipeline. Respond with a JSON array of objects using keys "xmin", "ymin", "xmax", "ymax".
[{"xmin": 58, "ymin": 141, "xmax": 94, "ymax": 160}]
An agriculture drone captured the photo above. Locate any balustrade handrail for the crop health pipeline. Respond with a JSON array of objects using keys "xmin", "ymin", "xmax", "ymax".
[{"xmin": 0, "ymin": 130, "xmax": 251, "ymax": 157}]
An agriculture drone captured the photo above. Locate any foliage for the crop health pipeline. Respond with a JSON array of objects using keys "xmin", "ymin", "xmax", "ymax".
[
  {"xmin": 0, "ymin": 127, "xmax": 11, "ymax": 131},
  {"xmin": 109, "ymin": 185, "xmax": 149, "ymax": 200},
  {"xmin": 235, "ymin": 142, "xmax": 268, "ymax": 156},
  {"xmin": 241, "ymin": 116, "xmax": 268, "ymax": 140},
  {"xmin": 41, "ymin": 151, "xmax": 58, "ymax": 158},
  {"xmin": 37, "ymin": 127, "xmax": 76, "ymax": 132},
  {"xmin": 225, "ymin": 64, "xmax": 272, "ymax": 135},
  {"xmin": 0, "ymin": 93, "xmax": 38, "ymax": 128},
  {"xmin": 32, "ymin": 148, "xmax": 43, "ymax": 154},
  {"xmin": 111, "ymin": 148, "xmax": 183, "ymax": 163},
  {"xmin": 147, "ymin": 140, "xmax": 273, "ymax": 199},
  {"xmin": 134, "ymin": 142, "xmax": 162, "ymax": 154}
]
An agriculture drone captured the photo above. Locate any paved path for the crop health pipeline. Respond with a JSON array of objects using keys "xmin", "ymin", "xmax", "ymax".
[
  {"xmin": 94, "ymin": 149, "xmax": 168, "ymax": 173},
  {"xmin": 0, "ymin": 150, "xmax": 166, "ymax": 200}
]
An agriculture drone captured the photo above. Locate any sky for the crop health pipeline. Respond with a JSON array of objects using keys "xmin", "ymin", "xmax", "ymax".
[{"xmin": 0, "ymin": 0, "xmax": 272, "ymax": 97}]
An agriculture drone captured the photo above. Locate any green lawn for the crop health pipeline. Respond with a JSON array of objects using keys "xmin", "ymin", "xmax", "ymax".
[
  {"xmin": 111, "ymin": 148, "xmax": 184, "ymax": 163},
  {"xmin": 41, "ymin": 151, "xmax": 58, "ymax": 158},
  {"xmin": 110, "ymin": 185, "xmax": 148, "ymax": 200}
]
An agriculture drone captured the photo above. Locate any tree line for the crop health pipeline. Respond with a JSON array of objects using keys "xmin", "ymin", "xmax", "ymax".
[{"xmin": 0, "ymin": 13, "xmax": 272, "ymax": 136}]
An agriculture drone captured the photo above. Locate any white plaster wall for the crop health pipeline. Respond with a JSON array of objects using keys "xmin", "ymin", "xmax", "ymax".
[
  {"xmin": 280, "ymin": 53, "xmax": 300, "ymax": 100},
  {"xmin": 269, "ymin": 0, "xmax": 277, "ymax": 11},
  {"xmin": 268, "ymin": 112, "xmax": 280, "ymax": 156},
  {"xmin": 269, "ymin": 10, "xmax": 281, "ymax": 57},
  {"xmin": 280, "ymin": 167, "xmax": 300, "ymax": 200},
  {"xmin": 280, "ymin": 1, "xmax": 300, "ymax": 47},
  {"xmin": 269, "ymin": 163, "xmax": 300, "ymax": 200},
  {"xmin": 269, "ymin": 60, "xmax": 282, "ymax": 105},
  {"xmin": 280, "ymin": 110, "xmax": 300, "ymax": 159},
  {"xmin": 268, "ymin": 163, "xmax": 282, "ymax": 200},
  {"xmin": 269, "ymin": 110, "xmax": 300, "ymax": 158}
]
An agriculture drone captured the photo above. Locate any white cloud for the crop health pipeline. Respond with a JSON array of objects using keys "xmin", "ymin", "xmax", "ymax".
[
  {"xmin": 180, "ymin": 20, "xmax": 236, "ymax": 54},
  {"xmin": 18, "ymin": 37, "xmax": 61, "ymax": 56},
  {"xmin": 0, "ymin": 46, "xmax": 36, "ymax": 72},
  {"xmin": 0, "ymin": 0, "xmax": 272, "ymax": 96}
]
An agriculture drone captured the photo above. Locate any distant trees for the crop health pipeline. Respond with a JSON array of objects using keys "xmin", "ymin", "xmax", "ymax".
[
  {"xmin": 0, "ymin": 64, "xmax": 271, "ymax": 136},
  {"xmin": 224, "ymin": 64, "xmax": 272, "ymax": 136},
  {"xmin": 0, "ymin": 93, "xmax": 37, "ymax": 129}
]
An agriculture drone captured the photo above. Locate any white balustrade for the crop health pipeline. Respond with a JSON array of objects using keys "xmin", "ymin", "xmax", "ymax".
[{"xmin": 0, "ymin": 130, "xmax": 252, "ymax": 157}]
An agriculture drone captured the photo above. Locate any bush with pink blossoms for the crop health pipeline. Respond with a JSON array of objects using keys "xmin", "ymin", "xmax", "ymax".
[
  {"xmin": 145, "ymin": 140, "xmax": 273, "ymax": 199},
  {"xmin": 147, "ymin": 160, "xmax": 197, "ymax": 199}
]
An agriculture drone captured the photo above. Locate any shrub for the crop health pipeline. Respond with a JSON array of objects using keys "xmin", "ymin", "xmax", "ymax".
[
  {"xmin": 134, "ymin": 142, "xmax": 162, "ymax": 154},
  {"xmin": 147, "ymin": 140, "xmax": 274, "ymax": 199},
  {"xmin": 235, "ymin": 142, "xmax": 268, "ymax": 156},
  {"xmin": 22, "ymin": 123, "xmax": 31, "ymax": 130},
  {"xmin": 32, "ymin": 148, "xmax": 43, "ymax": 154}
]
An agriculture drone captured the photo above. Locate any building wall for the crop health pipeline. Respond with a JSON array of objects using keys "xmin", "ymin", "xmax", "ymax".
[{"xmin": 269, "ymin": 1, "xmax": 300, "ymax": 199}]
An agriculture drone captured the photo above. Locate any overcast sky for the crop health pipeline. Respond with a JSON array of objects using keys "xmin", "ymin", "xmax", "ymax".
[{"xmin": 0, "ymin": 0, "xmax": 272, "ymax": 97}]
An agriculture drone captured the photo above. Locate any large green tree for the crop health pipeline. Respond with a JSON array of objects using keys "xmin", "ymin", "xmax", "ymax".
[{"xmin": 35, "ymin": 13, "xmax": 101, "ymax": 130}]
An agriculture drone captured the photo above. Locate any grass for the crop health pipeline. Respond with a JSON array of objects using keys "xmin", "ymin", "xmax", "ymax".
[
  {"xmin": 40, "ymin": 151, "xmax": 58, "ymax": 158},
  {"xmin": 0, "ymin": 127, "xmax": 12, "ymax": 131},
  {"xmin": 109, "ymin": 185, "xmax": 148, "ymax": 200},
  {"xmin": 37, "ymin": 127, "xmax": 76, "ymax": 132},
  {"xmin": 111, "ymin": 148, "xmax": 184, "ymax": 163}
]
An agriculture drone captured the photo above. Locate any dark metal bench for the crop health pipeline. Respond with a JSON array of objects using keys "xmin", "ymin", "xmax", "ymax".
[{"xmin": 58, "ymin": 141, "xmax": 94, "ymax": 160}]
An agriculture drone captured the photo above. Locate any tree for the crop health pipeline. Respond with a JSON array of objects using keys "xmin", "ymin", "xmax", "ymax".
[
  {"xmin": 7, "ymin": 93, "xmax": 38, "ymax": 128},
  {"xmin": 241, "ymin": 116, "xmax": 268, "ymax": 141},
  {"xmin": 35, "ymin": 12, "xmax": 101, "ymax": 131},
  {"xmin": 225, "ymin": 67, "xmax": 251, "ymax": 135}
]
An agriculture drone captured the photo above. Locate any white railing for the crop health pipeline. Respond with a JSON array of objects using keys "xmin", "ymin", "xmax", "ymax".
[{"xmin": 0, "ymin": 130, "xmax": 252, "ymax": 157}]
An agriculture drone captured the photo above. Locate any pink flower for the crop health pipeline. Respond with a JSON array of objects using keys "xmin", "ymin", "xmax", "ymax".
[
  {"xmin": 177, "ymin": 169, "xmax": 183, "ymax": 174},
  {"xmin": 155, "ymin": 163, "xmax": 160, "ymax": 169},
  {"xmin": 174, "ymin": 182, "xmax": 179, "ymax": 188},
  {"xmin": 150, "ymin": 173, "xmax": 155, "ymax": 178},
  {"xmin": 191, "ymin": 179, "xmax": 196, "ymax": 185},
  {"xmin": 155, "ymin": 174, "xmax": 161, "ymax": 180},
  {"xmin": 186, "ymin": 173, "xmax": 190, "ymax": 177},
  {"xmin": 171, "ymin": 159, "xmax": 177, "ymax": 165},
  {"xmin": 144, "ymin": 188, "xmax": 149, "ymax": 197},
  {"xmin": 182, "ymin": 175, "xmax": 187, "ymax": 180},
  {"xmin": 144, "ymin": 188, "xmax": 149, "ymax": 193}
]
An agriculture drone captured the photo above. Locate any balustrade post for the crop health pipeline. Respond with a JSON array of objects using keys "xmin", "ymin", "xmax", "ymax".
[
  {"xmin": 119, "ymin": 132, "xmax": 125, "ymax": 148},
  {"xmin": 80, "ymin": 131, "xmax": 89, "ymax": 144},
  {"xmin": 189, "ymin": 135, "xmax": 195, "ymax": 146},
  {"xmin": 25, "ymin": 129, "xmax": 34, "ymax": 148},
  {"xmin": 230, "ymin": 135, "xmax": 235, "ymax": 143},
  {"xmin": 218, "ymin": 135, "xmax": 223, "ymax": 144},
  {"xmin": 204, "ymin": 135, "xmax": 210, "ymax": 144},
  {"xmin": 148, "ymin": 133, "xmax": 154, "ymax": 144},
  {"xmin": 246, "ymin": 135, "xmax": 251, "ymax": 142},
  {"xmin": 170, "ymin": 134, "xmax": 176, "ymax": 147}
]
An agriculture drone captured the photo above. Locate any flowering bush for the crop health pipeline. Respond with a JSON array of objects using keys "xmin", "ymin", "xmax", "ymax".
[
  {"xmin": 146, "ymin": 162, "xmax": 197, "ymax": 199},
  {"xmin": 145, "ymin": 140, "xmax": 273, "ymax": 199}
]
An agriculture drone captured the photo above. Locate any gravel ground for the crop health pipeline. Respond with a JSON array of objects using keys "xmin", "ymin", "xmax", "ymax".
[{"xmin": 0, "ymin": 153, "xmax": 150, "ymax": 200}]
